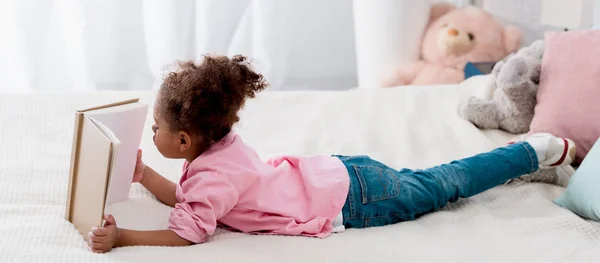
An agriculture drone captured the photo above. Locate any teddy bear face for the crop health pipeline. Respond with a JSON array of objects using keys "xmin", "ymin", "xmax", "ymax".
[{"xmin": 421, "ymin": 6, "xmax": 518, "ymax": 69}]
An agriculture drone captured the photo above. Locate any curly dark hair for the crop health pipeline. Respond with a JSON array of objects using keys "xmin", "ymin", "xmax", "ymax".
[{"xmin": 157, "ymin": 54, "xmax": 268, "ymax": 149}]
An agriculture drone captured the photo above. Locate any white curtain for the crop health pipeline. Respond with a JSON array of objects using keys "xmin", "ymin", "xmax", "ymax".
[{"xmin": 0, "ymin": 0, "xmax": 472, "ymax": 92}]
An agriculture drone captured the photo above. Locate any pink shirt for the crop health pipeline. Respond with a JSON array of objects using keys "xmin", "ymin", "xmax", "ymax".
[{"xmin": 167, "ymin": 132, "xmax": 350, "ymax": 243}]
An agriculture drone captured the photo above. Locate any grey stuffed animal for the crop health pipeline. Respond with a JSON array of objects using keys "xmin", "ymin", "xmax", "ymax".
[{"xmin": 459, "ymin": 40, "xmax": 544, "ymax": 134}]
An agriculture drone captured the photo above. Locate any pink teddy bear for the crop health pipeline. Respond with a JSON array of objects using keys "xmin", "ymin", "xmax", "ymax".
[{"xmin": 383, "ymin": 3, "xmax": 522, "ymax": 87}]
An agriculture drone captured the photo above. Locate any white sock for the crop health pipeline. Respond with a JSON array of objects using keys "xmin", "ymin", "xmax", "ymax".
[
  {"xmin": 525, "ymin": 135, "xmax": 551, "ymax": 163},
  {"xmin": 525, "ymin": 133, "xmax": 576, "ymax": 168}
]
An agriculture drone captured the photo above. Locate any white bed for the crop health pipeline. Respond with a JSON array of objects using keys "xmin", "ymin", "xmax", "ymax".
[{"xmin": 2, "ymin": 76, "xmax": 600, "ymax": 263}]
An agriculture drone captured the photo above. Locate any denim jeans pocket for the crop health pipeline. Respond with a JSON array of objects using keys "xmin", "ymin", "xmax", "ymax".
[{"xmin": 352, "ymin": 164, "xmax": 400, "ymax": 204}]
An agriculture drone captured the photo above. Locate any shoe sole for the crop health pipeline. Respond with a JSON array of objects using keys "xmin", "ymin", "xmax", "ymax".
[{"xmin": 555, "ymin": 165, "xmax": 576, "ymax": 187}]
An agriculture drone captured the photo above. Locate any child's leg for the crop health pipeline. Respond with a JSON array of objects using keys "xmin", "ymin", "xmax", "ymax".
[{"xmin": 339, "ymin": 133, "xmax": 575, "ymax": 228}]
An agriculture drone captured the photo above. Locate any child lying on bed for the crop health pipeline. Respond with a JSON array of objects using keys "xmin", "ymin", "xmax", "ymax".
[{"xmin": 88, "ymin": 54, "xmax": 576, "ymax": 253}]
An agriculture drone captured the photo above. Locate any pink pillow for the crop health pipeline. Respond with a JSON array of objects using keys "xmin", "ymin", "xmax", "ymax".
[{"xmin": 529, "ymin": 30, "xmax": 600, "ymax": 163}]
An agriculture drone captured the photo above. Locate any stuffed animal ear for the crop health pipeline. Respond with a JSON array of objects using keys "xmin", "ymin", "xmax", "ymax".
[
  {"xmin": 503, "ymin": 25, "xmax": 522, "ymax": 54},
  {"xmin": 428, "ymin": 2, "xmax": 456, "ymax": 25}
]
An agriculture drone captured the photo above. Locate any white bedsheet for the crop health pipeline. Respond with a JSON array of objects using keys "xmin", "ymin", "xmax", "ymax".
[{"xmin": 2, "ymin": 76, "xmax": 600, "ymax": 262}]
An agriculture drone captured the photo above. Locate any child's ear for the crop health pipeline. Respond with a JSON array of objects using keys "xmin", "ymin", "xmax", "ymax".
[{"xmin": 178, "ymin": 131, "xmax": 193, "ymax": 152}]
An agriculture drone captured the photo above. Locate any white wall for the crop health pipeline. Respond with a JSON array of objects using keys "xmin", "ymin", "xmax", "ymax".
[
  {"xmin": 596, "ymin": 0, "xmax": 600, "ymax": 25},
  {"xmin": 281, "ymin": 0, "xmax": 356, "ymax": 90},
  {"xmin": 481, "ymin": 0, "xmax": 600, "ymax": 45},
  {"xmin": 480, "ymin": 0, "xmax": 559, "ymax": 46}
]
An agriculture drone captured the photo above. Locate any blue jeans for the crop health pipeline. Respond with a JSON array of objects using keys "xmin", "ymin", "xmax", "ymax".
[{"xmin": 336, "ymin": 142, "xmax": 538, "ymax": 228}]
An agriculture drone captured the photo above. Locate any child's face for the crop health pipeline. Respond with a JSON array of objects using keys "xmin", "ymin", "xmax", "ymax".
[{"xmin": 152, "ymin": 107, "xmax": 185, "ymax": 159}]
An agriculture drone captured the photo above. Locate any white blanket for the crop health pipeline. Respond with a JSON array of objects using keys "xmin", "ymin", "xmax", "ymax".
[{"xmin": 2, "ymin": 76, "xmax": 600, "ymax": 262}]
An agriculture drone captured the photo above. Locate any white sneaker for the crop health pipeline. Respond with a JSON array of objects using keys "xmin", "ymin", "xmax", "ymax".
[
  {"xmin": 554, "ymin": 165, "xmax": 576, "ymax": 187},
  {"xmin": 526, "ymin": 133, "xmax": 576, "ymax": 168}
]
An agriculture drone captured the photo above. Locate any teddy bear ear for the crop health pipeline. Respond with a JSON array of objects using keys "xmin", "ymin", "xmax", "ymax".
[
  {"xmin": 503, "ymin": 25, "xmax": 522, "ymax": 54},
  {"xmin": 428, "ymin": 2, "xmax": 456, "ymax": 24}
]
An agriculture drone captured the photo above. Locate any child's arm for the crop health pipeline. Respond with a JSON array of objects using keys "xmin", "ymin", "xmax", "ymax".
[
  {"xmin": 117, "ymin": 229, "xmax": 191, "ymax": 247},
  {"xmin": 133, "ymin": 150, "xmax": 177, "ymax": 207},
  {"xmin": 140, "ymin": 166, "xmax": 178, "ymax": 207},
  {"xmin": 90, "ymin": 172, "xmax": 238, "ymax": 253},
  {"xmin": 89, "ymin": 215, "xmax": 191, "ymax": 253}
]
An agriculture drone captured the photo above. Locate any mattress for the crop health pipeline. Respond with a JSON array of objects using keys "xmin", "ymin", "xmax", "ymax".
[{"xmin": 1, "ymin": 76, "xmax": 600, "ymax": 263}]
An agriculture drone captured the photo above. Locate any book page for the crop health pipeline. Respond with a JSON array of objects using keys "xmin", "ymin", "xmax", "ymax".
[
  {"xmin": 86, "ymin": 102, "xmax": 148, "ymax": 205},
  {"xmin": 87, "ymin": 117, "xmax": 121, "ymax": 208},
  {"xmin": 88, "ymin": 117, "xmax": 121, "ymax": 145}
]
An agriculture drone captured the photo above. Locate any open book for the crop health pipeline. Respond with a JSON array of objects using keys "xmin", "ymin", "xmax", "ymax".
[{"xmin": 64, "ymin": 98, "xmax": 148, "ymax": 241}]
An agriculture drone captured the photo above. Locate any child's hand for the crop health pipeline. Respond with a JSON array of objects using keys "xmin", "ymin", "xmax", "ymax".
[
  {"xmin": 132, "ymin": 149, "xmax": 146, "ymax": 183},
  {"xmin": 89, "ymin": 215, "xmax": 120, "ymax": 253}
]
